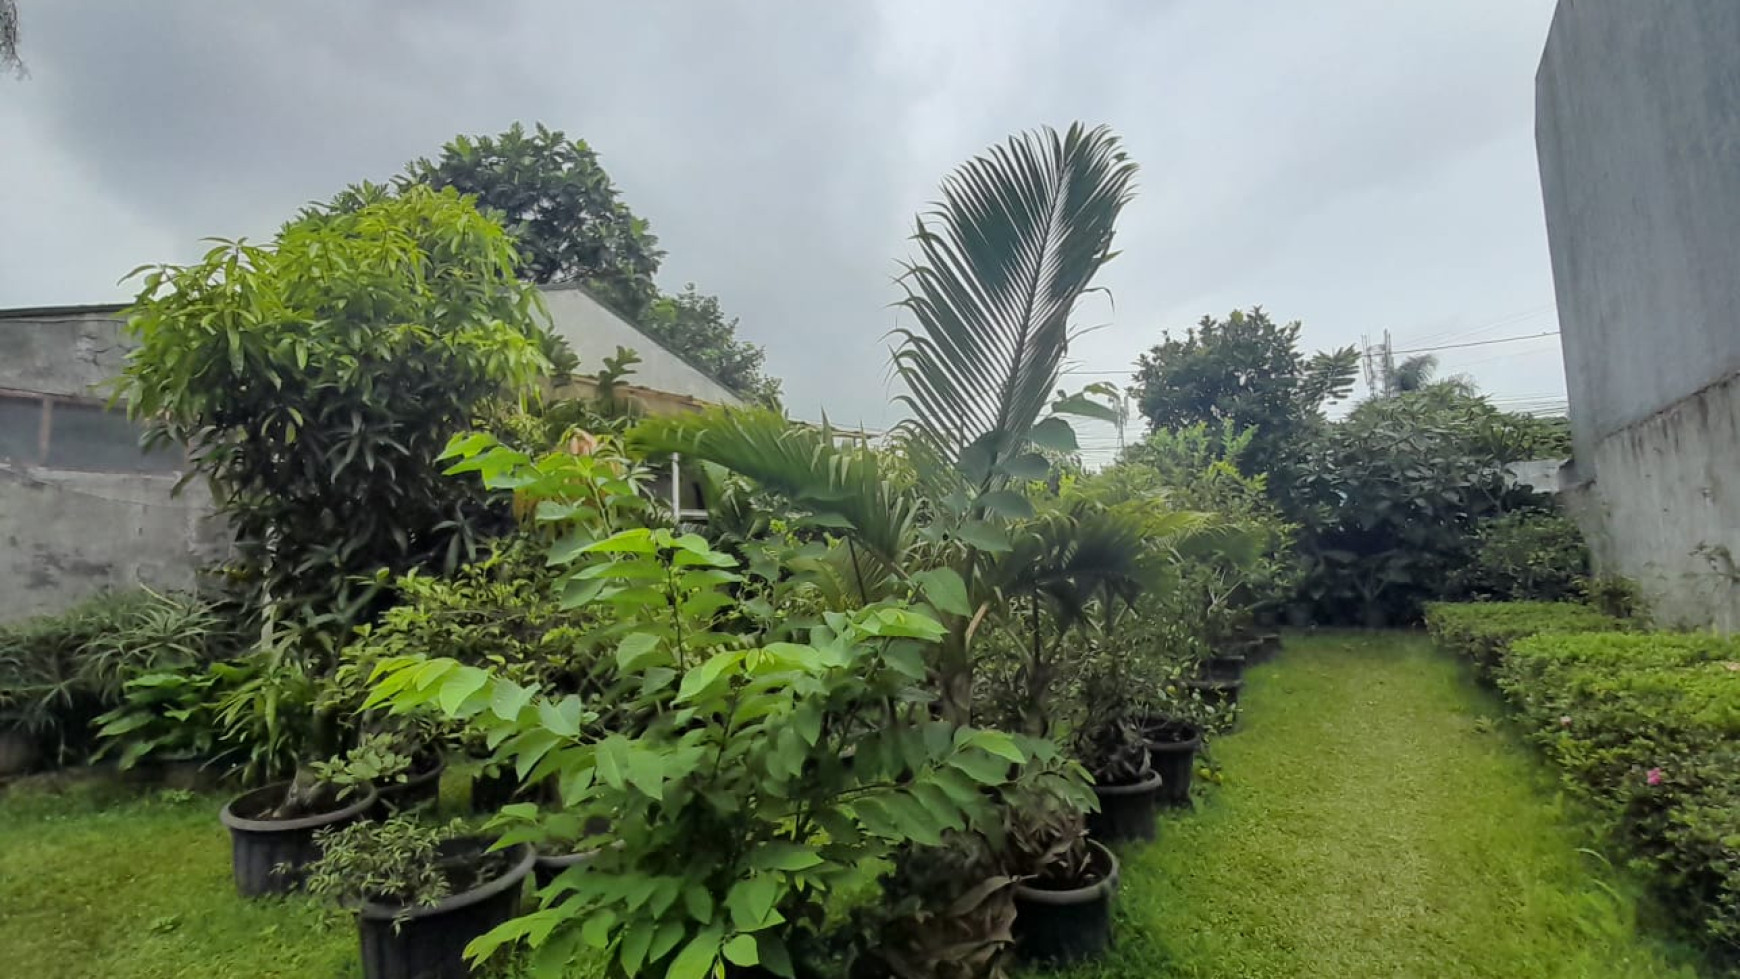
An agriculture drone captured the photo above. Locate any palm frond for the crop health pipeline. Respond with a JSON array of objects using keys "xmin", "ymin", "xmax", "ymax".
[
  {"xmin": 632, "ymin": 408, "xmax": 921, "ymax": 584},
  {"xmin": 891, "ymin": 123, "xmax": 1137, "ymax": 485},
  {"xmin": 983, "ymin": 505, "xmax": 1157, "ymax": 631}
]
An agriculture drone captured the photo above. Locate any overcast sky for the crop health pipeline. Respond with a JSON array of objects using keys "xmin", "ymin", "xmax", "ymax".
[{"xmin": 0, "ymin": 1, "xmax": 1569, "ymax": 460}]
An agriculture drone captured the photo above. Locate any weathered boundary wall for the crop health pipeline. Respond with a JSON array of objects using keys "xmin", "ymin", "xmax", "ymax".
[{"xmin": 1537, "ymin": 0, "xmax": 1740, "ymax": 628}]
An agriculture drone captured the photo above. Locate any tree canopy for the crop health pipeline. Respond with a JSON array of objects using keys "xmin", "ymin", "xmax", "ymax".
[
  {"xmin": 316, "ymin": 122, "xmax": 782, "ymax": 406},
  {"xmin": 1129, "ymin": 307, "xmax": 1358, "ymax": 478}
]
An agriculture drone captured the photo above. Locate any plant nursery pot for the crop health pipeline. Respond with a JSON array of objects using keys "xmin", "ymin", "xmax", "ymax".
[
  {"xmin": 1087, "ymin": 769, "xmax": 1164, "ymax": 843},
  {"xmin": 1013, "ymin": 840, "xmax": 1120, "ymax": 967},
  {"xmin": 219, "ymin": 781, "xmax": 380, "ymax": 897},
  {"xmin": 469, "ymin": 766, "xmax": 519, "ymax": 814},
  {"xmin": 0, "ymin": 729, "xmax": 38, "ymax": 778},
  {"xmin": 1202, "ymin": 653, "xmax": 1247, "ymax": 682},
  {"xmin": 1142, "ymin": 721, "xmax": 1202, "ymax": 806},
  {"xmin": 373, "ymin": 754, "xmax": 445, "ymax": 816},
  {"xmin": 357, "ymin": 840, "xmax": 535, "ymax": 979},
  {"xmin": 1245, "ymin": 632, "xmax": 1283, "ymax": 665}
]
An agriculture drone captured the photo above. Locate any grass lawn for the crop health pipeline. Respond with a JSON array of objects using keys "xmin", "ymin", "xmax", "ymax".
[
  {"xmin": 0, "ymin": 632, "xmax": 1713, "ymax": 978},
  {"xmin": 0, "ymin": 779, "xmax": 356, "ymax": 978},
  {"xmin": 1052, "ymin": 631, "xmax": 1709, "ymax": 979}
]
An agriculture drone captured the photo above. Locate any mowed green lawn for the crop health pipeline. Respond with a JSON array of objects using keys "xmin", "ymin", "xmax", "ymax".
[
  {"xmin": 1050, "ymin": 632, "xmax": 1707, "ymax": 979},
  {"xmin": 0, "ymin": 780, "xmax": 355, "ymax": 978},
  {"xmin": 0, "ymin": 633, "xmax": 1712, "ymax": 978}
]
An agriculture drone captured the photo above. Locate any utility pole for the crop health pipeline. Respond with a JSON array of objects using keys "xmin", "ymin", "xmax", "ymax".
[{"xmin": 1361, "ymin": 330, "xmax": 1396, "ymax": 397}]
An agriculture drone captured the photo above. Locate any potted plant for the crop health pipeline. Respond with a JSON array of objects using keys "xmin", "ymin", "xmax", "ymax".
[
  {"xmin": 305, "ymin": 815, "xmax": 535, "ymax": 979},
  {"xmin": 1075, "ymin": 716, "xmax": 1162, "ymax": 843},
  {"xmin": 1141, "ymin": 717, "xmax": 1202, "ymax": 807},
  {"xmin": 1006, "ymin": 770, "xmax": 1118, "ymax": 966},
  {"xmin": 218, "ymin": 738, "xmax": 398, "ymax": 897}
]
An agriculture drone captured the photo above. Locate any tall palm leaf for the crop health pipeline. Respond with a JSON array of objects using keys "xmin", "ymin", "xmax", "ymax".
[{"xmin": 892, "ymin": 123, "xmax": 1137, "ymax": 487}]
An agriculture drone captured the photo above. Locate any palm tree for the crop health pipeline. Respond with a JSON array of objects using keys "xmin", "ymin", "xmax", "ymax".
[
  {"xmin": 1391, "ymin": 353, "xmax": 1439, "ymax": 393},
  {"xmin": 636, "ymin": 124, "xmax": 1145, "ymax": 722}
]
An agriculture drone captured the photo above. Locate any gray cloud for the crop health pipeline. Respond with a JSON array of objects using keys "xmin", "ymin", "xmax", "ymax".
[{"xmin": 0, "ymin": 0, "xmax": 1566, "ymax": 444}]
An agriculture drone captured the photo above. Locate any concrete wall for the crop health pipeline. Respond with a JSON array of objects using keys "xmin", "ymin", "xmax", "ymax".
[
  {"xmin": 0, "ymin": 307, "xmax": 227, "ymax": 622},
  {"xmin": 1537, "ymin": 0, "xmax": 1740, "ymax": 628}
]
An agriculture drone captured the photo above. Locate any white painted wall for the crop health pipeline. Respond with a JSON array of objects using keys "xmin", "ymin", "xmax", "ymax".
[{"xmin": 538, "ymin": 285, "xmax": 744, "ymax": 407}]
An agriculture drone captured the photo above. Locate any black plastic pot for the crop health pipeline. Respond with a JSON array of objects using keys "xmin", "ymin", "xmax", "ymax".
[
  {"xmin": 374, "ymin": 754, "xmax": 445, "ymax": 816},
  {"xmin": 1088, "ymin": 770, "xmax": 1164, "ymax": 843},
  {"xmin": 1202, "ymin": 653, "xmax": 1247, "ymax": 682},
  {"xmin": 1142, "ymin": 721, "xmax": 1202, "ymax": 806},
  {"xmin": 1013, "ymin": 840, "xmax": 1120, "ymax": 966},
  {"xmin": 219, "ymin": 782, "xmax": 380, "ymax": 897},
  {"xmin": 469, "ymin": 767, "xmax": 519, "ymax": 814},
  {"xmin": 357, "ymin": 840, "xmax": 535, "ymax": 979}
]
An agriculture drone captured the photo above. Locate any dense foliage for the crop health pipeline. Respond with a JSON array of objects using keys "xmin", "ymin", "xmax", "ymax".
[
  {"xmin": 0, "ymin": 590, "xmax": 231, "ymax": 764},
  {"xmin": 119, "ymin": 187, "xmax": 550, "ymax": 635},
  {"xmin": 1287, "ymin": 389, "xmax": 1569, "ymax": 625},
  {"xmin": 1130, "ymin": 308, "xmax": 1358, "ymax": 479},
  {"xmin": 1496, "ymin": 626, "xmax": 1740, "ymax": 953}
]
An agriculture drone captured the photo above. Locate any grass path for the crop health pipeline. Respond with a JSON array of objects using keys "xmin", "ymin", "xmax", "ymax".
[{"xmin": 1057, "ymin": 632, "xmax": 1706, "ymax": 979}]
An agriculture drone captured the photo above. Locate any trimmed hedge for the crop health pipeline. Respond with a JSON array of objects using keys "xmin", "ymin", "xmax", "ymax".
[
  {"xmin": 1423, "ymin": 600, "xmax": 1625, "ymax": 674},
  {"xmin": 1428, "ymin": 602, "xmax": 1740, "ymax": 954}
]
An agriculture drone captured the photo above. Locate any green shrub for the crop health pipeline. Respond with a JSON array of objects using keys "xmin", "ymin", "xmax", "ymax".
[
  {"xmin": 0, "ymin": 589, "xmax": 231, "ymax": 763},
  {"xmin": 1497, "ymin": 630, "xmax": 1740, "ymax": 953},
  {"xmin": 1423, "ymin": 600, "xmax": 1624, "ymax": 674},
  {"xmin": 1456, "ymin": 509, "xmax": 1590, "ymax": 603}
]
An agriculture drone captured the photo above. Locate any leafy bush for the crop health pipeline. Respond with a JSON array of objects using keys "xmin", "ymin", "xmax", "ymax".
[
  {"xmin": 1423, "ymin": 600, "xmax": 1624, "ymax": 675},
  {"xmin": 305, "ymin": 815, "xmax": 464, "ymax": 915},
  {"xmin": 1455, "ymin": 509, "xmax": 1590, "ymax": 603},
  {"xmin": 118, "ymin": 186, "xmax": 552, "ymax": 635},
  {"xmin": 1288, "ymin": 390, "xmax": 1559, "ymax": 625},
  {"xmin": 1497, "ymin": 631, "xmax": 1740, "ymax": 952},
  {"xmin": 0, "ymin": 589, "xmax": 230, "ymax": 763},
  {"xmin": 368, "ymin": 526, "xmax": 1072, "ymax": 979}
]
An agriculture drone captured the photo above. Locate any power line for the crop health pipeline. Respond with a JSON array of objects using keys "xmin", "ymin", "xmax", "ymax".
[{"xmin": 1392, "ymin": 330, "xmax": 1560, "ymax": 355}]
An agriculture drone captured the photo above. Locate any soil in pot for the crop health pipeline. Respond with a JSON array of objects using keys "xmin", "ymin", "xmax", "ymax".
[
  {"xmin": 1087, "ymin": 769, "xmax": 1163, "ymax": 843},
  {"xmin": 373, "ymin": 753, "xmax": 445, "ymax": 816},
  {"xmin": 357, "ymin": 838, "xmax": 535, "ymax": 979},
  {"xmin": 1013, "ymin": 840, "xmax": 1120, "ymax": 966},
  {"xmin": 1142, "ymin": 720, "xmax": 1202, "ymax": 807},
  {"xmin": 220, "ymin": 781, "xmax": 380, "ymax": 897}
]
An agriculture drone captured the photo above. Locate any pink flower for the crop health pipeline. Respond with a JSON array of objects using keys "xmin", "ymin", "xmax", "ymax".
[
  {"xmin": 1646, "ymin": 768, "xmax": 1664, "ymax": 787},
  {"xmin": 1559, "ymin": 715, "xmax": 1573, "ymax": 728}
]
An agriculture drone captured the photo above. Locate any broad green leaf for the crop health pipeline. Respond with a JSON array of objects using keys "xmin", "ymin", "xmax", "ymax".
[
  {"xmin": 664, "ymin": 925, "xmax": 723, "ymax": 979},
  {"xmin": 954, "ymin": 520, "xmax": 1011, "ymax": 553},
  {"xmin": 682, "ymin": 883, "xmax": 714, "ymax": 924},
  {"xmin": 748, "ymin": 842, "xmax": 823, "ymax": 872},
  {"xmin": 437, "ymin": 668, "xmax": 489, "ymax": 716},
  {"xmin": 722, "ymin": 934, "xmax": 760, "ymax": 968},
  {"xmin": 912, "ymin": 567, "xmax": 971, "ymax": 617},
  {"xmin": 726, "ymin": 875, "xmax": 779, "ymax": 932},
  {"xmin": 677, "ymin": 650, "xmax": 743, "ymax": 703},
  {"xmin": 1025, "ymin": 416, "xmax": 1079, "ymax": 452},
  {"xmin": 976, "ymin": 489, "xmax": 1035, "ymax": 520},
  {"xmin": 966, "ymin": 728, "xmax": 1027, "ymax": 763},
  {"xmin": 998, "ymin": 452, "xmax": 1051, "ymax": 480}
]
